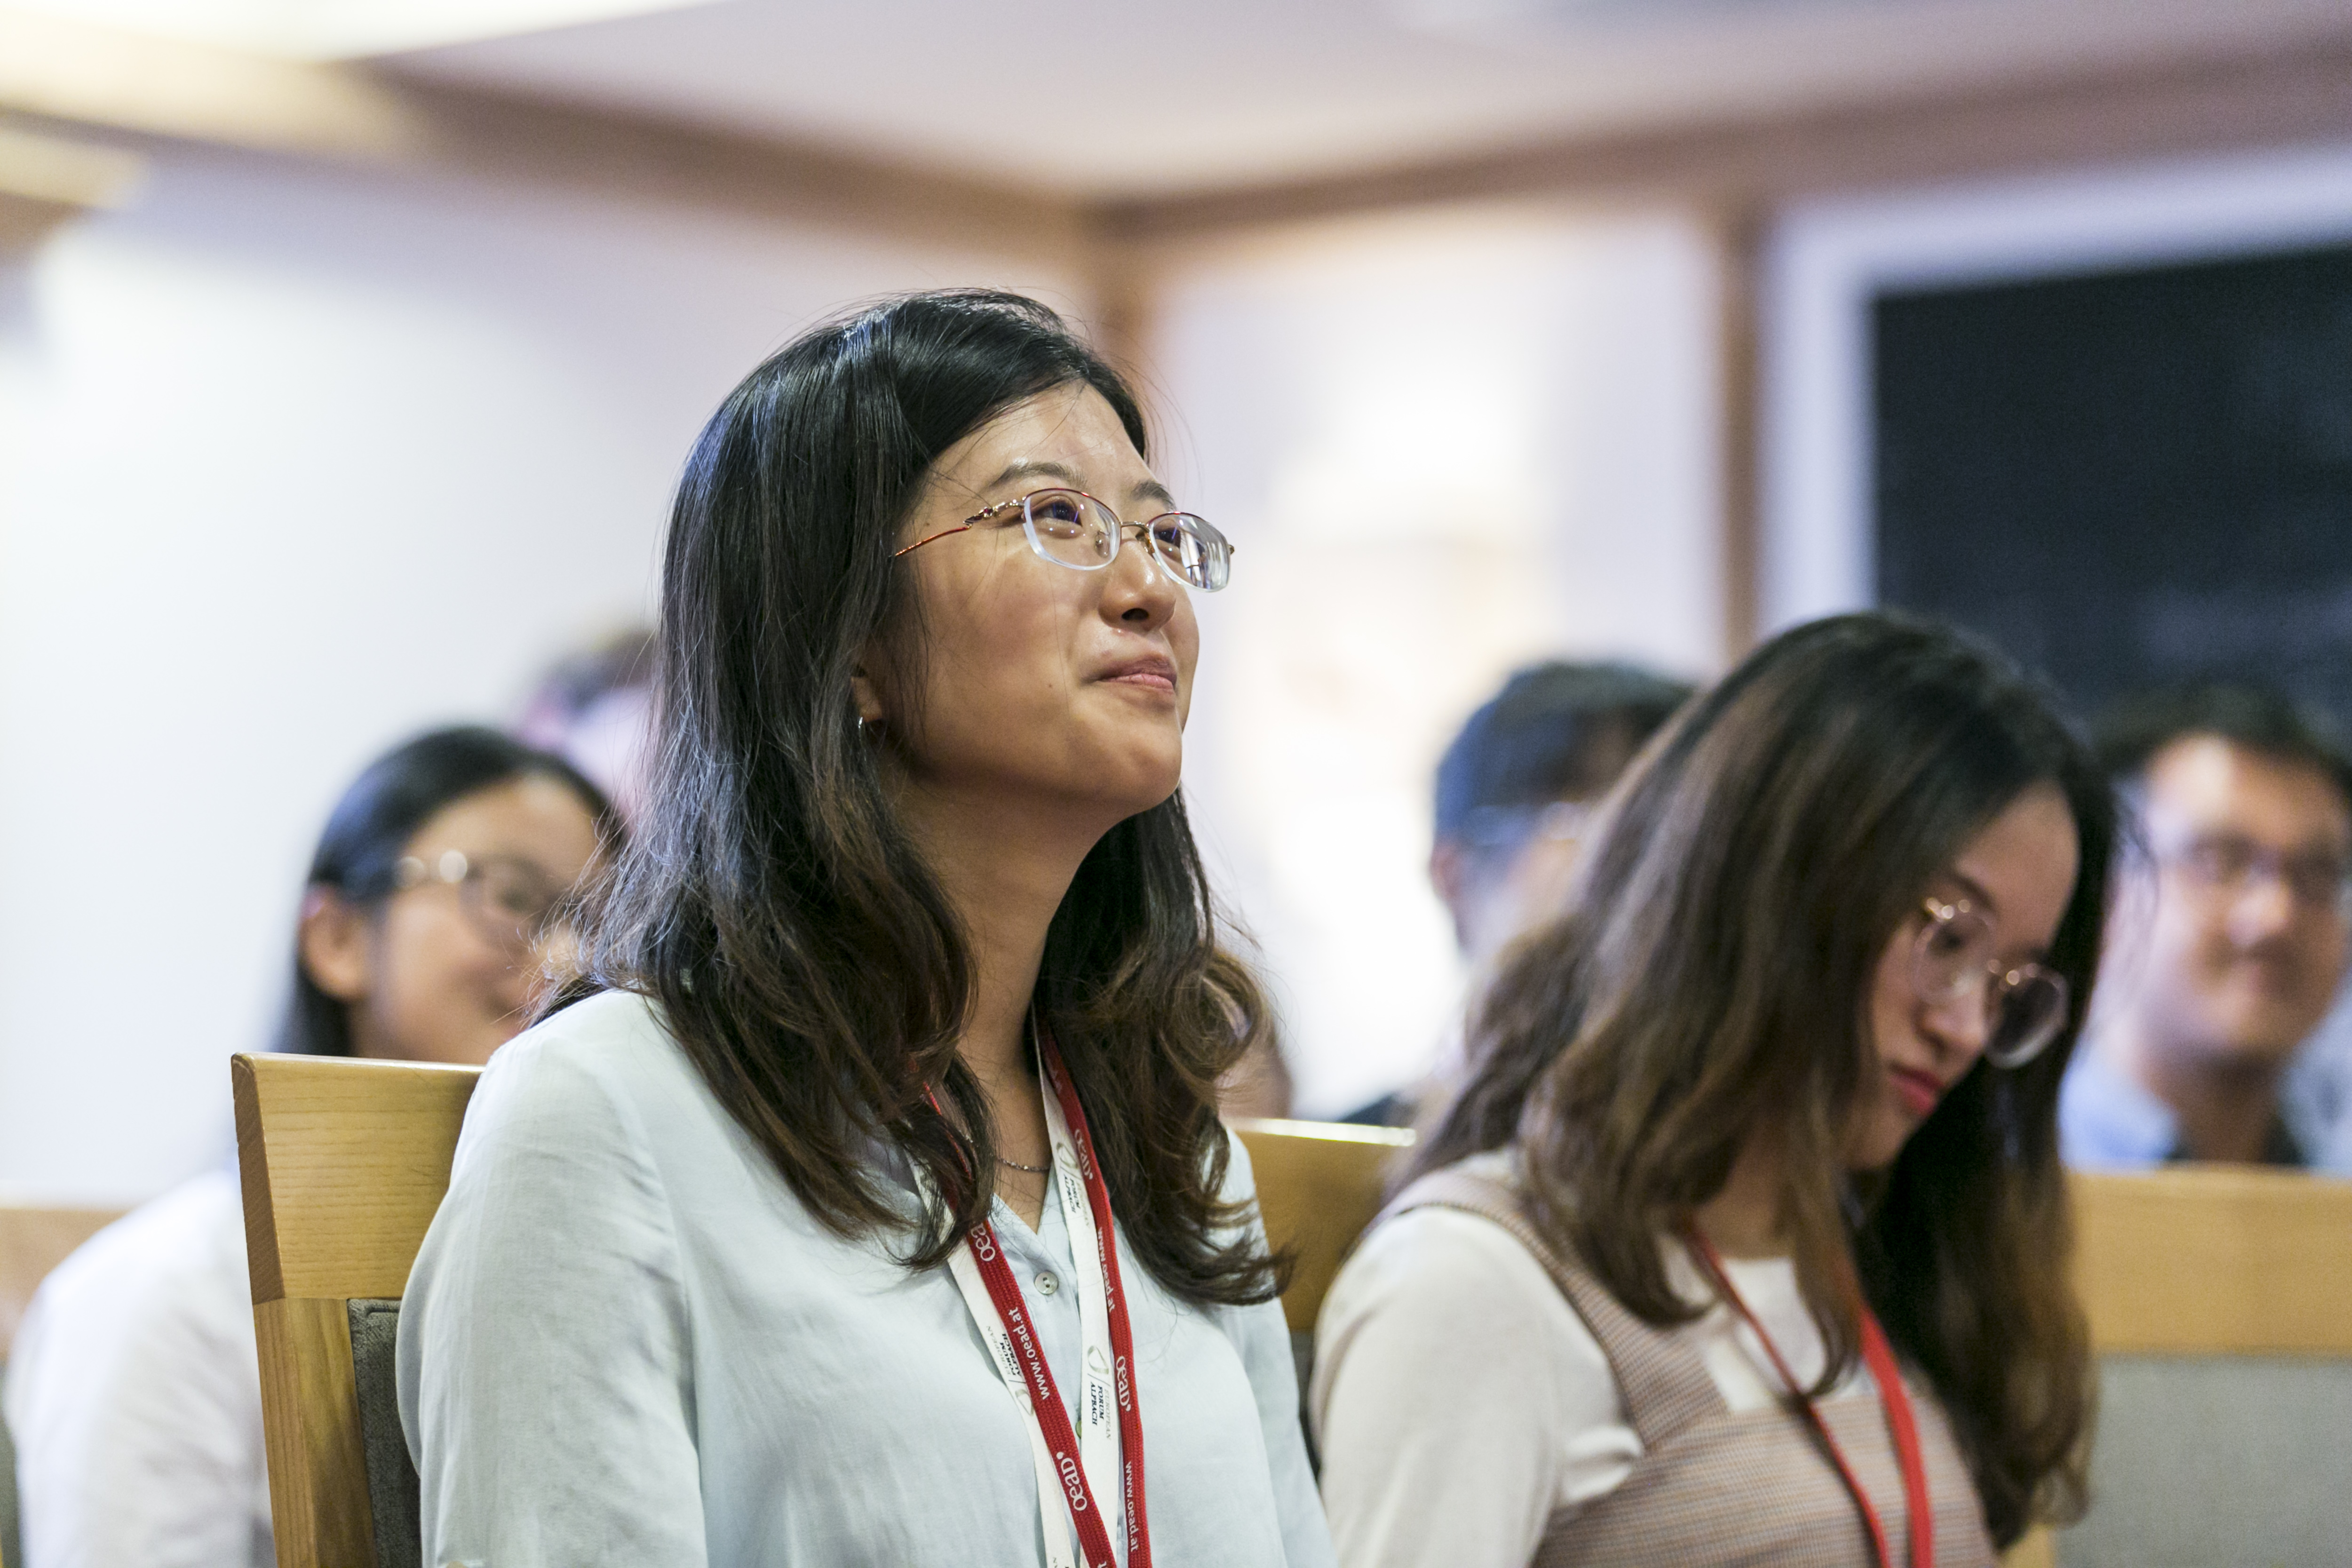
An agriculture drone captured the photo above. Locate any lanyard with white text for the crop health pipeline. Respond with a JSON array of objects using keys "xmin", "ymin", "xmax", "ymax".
[
  {"xmin": 938, "ymin": 1023, "xmax": 1151, "ymax": 1568},
  {"xmin": 1685, "ymin": 1230, "xmax": 1934, "ymax": 1568}
]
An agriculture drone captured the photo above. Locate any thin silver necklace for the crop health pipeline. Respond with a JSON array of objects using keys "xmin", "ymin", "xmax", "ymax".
[{"xmin": 997, "ymin": 1154, "xmax": 1049, "ymax": 1175}]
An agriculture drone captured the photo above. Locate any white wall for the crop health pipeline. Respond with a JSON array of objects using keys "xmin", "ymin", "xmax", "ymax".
[
  {"xmin": 0, "ymin": 167, "xmax": 1730, "ymax": 1193},
  {"xmin": 0, "ymin": 148, "xmax": 1085, "ymax": 1203},
  {"xmin": 1150, "ymin": 205, "xmax": 1725, "ymax": 1116},
  {"xmin": 1762, "ymin": 142, "xmax": 2352, "ymax": 636}
]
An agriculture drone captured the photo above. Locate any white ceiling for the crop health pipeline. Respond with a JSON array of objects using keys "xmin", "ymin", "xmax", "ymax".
[
  {"xmin": 378, "ymin": 0, "xmax": 2352, "ymax": 198},
  {"xmin": 16, "ymin": 0, "xmax": 2352, "ymax": 199}
]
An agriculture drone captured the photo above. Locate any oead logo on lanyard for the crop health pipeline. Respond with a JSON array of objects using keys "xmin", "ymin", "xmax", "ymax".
[{"xmin": 932, "ymin": 1022, "xmax": 1152, "ymax": 1568}]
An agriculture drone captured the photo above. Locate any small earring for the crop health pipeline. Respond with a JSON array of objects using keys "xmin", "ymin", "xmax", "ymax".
[{"xmin": 856, "ymin": 715, "xmax": 867, "ymax": 734}]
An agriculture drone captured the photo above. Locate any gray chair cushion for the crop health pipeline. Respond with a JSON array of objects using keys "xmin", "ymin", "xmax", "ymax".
[
  {"xmin": 2060, "ymin": 1354, "xmax": 2352, "ymax": 1568},
  {"xmin": 2, "ymin": 1370, "xmax": 20, "ymax": 1568},
  {"xmin": 1290, "ymin": 1327, "xmax": 1319, "ymax": 1472},
  {"xmin": 349, "ymin": 1299, "xmax": 421, "ymax": 1568}
]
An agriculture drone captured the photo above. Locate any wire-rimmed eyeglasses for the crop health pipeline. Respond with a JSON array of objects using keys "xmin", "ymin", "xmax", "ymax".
[
  {"xmin": 2154, "ymin": 832, "xmax": 2352, "ymax": 921},
  {"xmin": 1913, "ymin": 896, "xmax": 2071, "ymax": 1069},
  {"xmin": 1455, "ymin": 799, "xmax": 1593, "ymax": 852},
  {"xmin": 393, "ymin": 849, "xmax": 571, "ymax": 955},
  {"xmin": 892, "ymin": 487, "xmax": 1234, "ymax": 592}
]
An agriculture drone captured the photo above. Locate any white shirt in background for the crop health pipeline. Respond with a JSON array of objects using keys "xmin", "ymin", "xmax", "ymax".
[
  {"xmin": 1310, "ymin": 1151, "xmax": 1865, "ymax": 1568},
  {"xmin": 4, "ymin": 1169, "xmax": 274, "ymax": 1568}
]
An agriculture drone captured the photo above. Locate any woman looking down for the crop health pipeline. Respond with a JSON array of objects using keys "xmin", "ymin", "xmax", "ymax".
[
  {"xmin": 396, "ymin": 292, "xmax": 1331, "ymax": 1568},
  {"xmin": 1313, "ymin": 613, "xmax": 2113, "ymax": 1568}
]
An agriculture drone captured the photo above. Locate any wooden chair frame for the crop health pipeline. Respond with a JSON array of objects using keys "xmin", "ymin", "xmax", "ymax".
[
  {"xmin": 233, "ymin": 1052, "xmax": 481, "ymax": 1568},
  {"xmin": 1229, "ymin": 1116, "xmax": 1415, "ymax": 1333},
  {"xmin": 2069, "ymin": 1164, "xmax": 2352, "ymax": 1355}
]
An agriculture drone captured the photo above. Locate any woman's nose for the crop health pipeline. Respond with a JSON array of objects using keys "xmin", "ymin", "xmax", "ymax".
[
  {"xmin": 2224, "ymin": 870, "xmax": 2300, "ymax": 945},
  {"xmin": 1922, "ymin": 981, "xmax": 1993, "ymax": 1063},
  {"xmin": 1103, "ymin": 528, "xmax": 1178, "ymax": 626}
]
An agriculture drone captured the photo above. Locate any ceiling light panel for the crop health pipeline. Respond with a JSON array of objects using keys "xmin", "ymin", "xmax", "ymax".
[{"xmin": 0, "ymin": 0, "xmax": 716, "ymax": 58}]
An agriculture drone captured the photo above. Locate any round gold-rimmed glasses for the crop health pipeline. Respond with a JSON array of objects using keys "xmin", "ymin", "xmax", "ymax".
[
  {"xmin": 1912, "ymin": 896, "xmax": 2070, "ymax": 1068},
  {"xmin": 893, "ymin": 487, "xmax": 1233, "ymax": 592},
  {"xmin": 393, "ymin": 850, "xmax": 571, "ymax": 955}
]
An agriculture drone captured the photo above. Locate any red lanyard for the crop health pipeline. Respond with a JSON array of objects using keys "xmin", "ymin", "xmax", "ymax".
[
  {"xmin": 952, "ymin": 1027, "xmax": 1152, "ymax": 1568},
  {"xmin": 1685, "ymin": 1231, "xmax": 1933, "ymax": 1568}
]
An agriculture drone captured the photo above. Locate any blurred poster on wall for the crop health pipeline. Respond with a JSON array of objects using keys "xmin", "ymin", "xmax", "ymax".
[{"xmin": 1875, "ymin": 241, "xmax": 2352, "ymax": 727}]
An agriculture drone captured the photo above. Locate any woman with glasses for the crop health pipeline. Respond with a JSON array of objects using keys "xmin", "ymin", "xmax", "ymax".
[
  {"xmin": 1312, "ymin": 613, "xmax": 2113, "ymax": 1568},
  {"xmin": 397, "ymin": 292, "xmax": 1330, "ymax": 1568},
  {"xmin": 5, "ymin": 726, "xmax": 611, "ymax": 1568}
]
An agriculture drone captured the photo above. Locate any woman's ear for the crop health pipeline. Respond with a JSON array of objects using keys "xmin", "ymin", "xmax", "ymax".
[
  {"xmin": 849, "ymin": 672, "xmax": 884, "ymax": 727},
  {"xmin": 850, "ymin": 642, "xmax": 892, "ymax": 728},
  {"xmin": 297, "ymin": 885, "xmax": 374, "ymax": 1003}
]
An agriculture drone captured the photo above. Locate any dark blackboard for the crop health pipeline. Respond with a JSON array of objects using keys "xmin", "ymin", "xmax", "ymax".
[{"xmin": 1874, "ymin": 242, "xmax": 2352, "ymax": 728}]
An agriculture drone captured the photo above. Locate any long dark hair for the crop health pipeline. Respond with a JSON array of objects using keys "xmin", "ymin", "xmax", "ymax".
[
  {"xmin": 556, "ymin": 290, "xmax": 1279, "ymax": 1309},
  {"xmin": 283, "ymin": 725, "xmax": 615, "ymax": 1057},
  {"xmin": 1417, "ymin": 612, "xmax": 2113, "ymax": 1544}
]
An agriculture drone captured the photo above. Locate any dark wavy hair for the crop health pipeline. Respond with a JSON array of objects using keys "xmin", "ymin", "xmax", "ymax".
[
  {"xmin": 1416, "ymin": 612, "xmax": 2113, "ymax": 1545},
  {"xmin": 553, "ymin": 290, "xmax": 1279, "ymax": 1309},
  {"xmin": 283, "ymin": 725, "xmax": 615, "ymax": 1057}
]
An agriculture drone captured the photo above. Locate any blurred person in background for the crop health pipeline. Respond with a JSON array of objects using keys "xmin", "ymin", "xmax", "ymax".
[
  {"xmin": 1344, "ymin": 661, "xmax": 1692, "ymax": 1127},
  {"xmin": 2061, "ymin": 684, "xmax": 2352, "ymax": 1169},
  {"xmin": 515, "ymin": 625, "xmax": 656, "ymax": 825},
  {"xmin": 1316, "ymin": 614, "xmax": 2111, "ymax": 1567},
  {"xmin": 2282, "ymin": 1013, "xmax": 2352, "ymax": 1171},
  {"xmin": 4, "ymin": 726, "xmax": 612, "ymax": 1568}
]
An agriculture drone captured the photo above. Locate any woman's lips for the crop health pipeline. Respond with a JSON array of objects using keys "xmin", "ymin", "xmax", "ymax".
[
  {"xmin": 1889, "ymin": 1065, "xmax": 1944, "ymax": 1119},
  {"xmin": 1100, "ymin": 658, "xmax": 1177, "ymax": 694}
]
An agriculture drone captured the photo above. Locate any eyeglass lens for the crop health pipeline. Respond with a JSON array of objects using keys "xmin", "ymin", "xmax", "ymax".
[
  {"xmin": 1913, "ymin": 905, "xmax": 2068, "ymax": 1068},
  {"xmin": 458, "ymin": 858, "xmax": 565, "ymax": 951},
  {"xmin": 2170, "ymin": 834, "xmax": 2352, "ymax": 914},
  {"xmin": 1020, "ymin": 489, "xmax": 1231, "ymax": 591}
]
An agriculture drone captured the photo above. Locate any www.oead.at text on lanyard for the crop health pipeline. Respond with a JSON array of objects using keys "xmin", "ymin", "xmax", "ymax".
[{"xmin": 930, "ymin": 1019, "xmax": 1151, "ymax": 1568}]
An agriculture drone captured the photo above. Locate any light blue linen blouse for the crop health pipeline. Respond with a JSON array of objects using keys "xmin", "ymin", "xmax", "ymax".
[{"xmin": 396, "ymin": 988, "xmax": 1333, "ymax": 1568}]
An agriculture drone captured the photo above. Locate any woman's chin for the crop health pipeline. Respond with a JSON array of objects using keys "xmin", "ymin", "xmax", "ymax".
[
  {"xmin": 1106, "ymin": 769, "xmax": 1184, "ymax": 823},
  {"xmin": 1844, "ymin": 1109, "xmax": 1912, "ymax": 1174},
  {"xmin": 1085, "ymin": 737, "xmax": 1184, "ymax": 814}
]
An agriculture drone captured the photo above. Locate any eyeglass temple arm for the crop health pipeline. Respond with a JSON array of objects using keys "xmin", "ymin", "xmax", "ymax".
[{"xmin": 891, "ymin": 499, "xmax": 1026, "ymax": 561}]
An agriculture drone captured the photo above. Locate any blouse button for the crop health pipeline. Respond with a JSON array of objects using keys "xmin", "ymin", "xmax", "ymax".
[{"xmin": 1035, "ymin": 1271, "xmax": 1061, "ymax": 1297}]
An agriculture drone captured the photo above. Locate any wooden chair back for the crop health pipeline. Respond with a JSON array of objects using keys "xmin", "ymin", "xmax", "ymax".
[
  {"xmin": 1230, "ymin": 1118, "xmax": 1416, "ymax": 1332},
  {"xmin": 2069, "ymin": 1164, "xmax": 2352, "ymax": 1354},
  {"xmin": 232, "ymin": 1051, "xmax": 480, "ymax": 1568},
  {"xmin": 0, "ymin": 1203, "xmax": 124, "ymax": 1355},
  {"xmin": 2003, "ymin": 1166, "xmax": 2352, "ymax": 1568}
]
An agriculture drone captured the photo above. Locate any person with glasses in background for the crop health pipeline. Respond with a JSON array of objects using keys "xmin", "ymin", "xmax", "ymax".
[
  {"xmin": 397, "ymin": 293, "xmax": 1331, "ymax": 1568},
  {"xmin": 4, "ymin": 727, "xmax": 612, "ymax": 1568},
  {"xmin": 1314, "ymin": 613, "xmax": 2111, "ymax": 1568},
  {"xmin": 2060, "ymin": 684, "xmax": 2352, "ymax": 1170},
  {"xmin": 1344, "ymin": 661, "xmax": 1693, "ymax": 1128}
]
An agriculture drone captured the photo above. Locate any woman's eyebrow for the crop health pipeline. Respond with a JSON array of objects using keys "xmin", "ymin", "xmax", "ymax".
[
  {"xmin": 981, "ymin": 458, "xmax": 1080, "ymax": 493},
  {"xmin": 976, "ymin": 461, "xmax": 1178, "ymax": 515},
  {"xmin": 1948, "ymin": 870, "xmax": 2000, "ymax": 917},
  {"xmin": 1947, "ymin": 869, "xmax": 2057, "ymax": 956}
]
